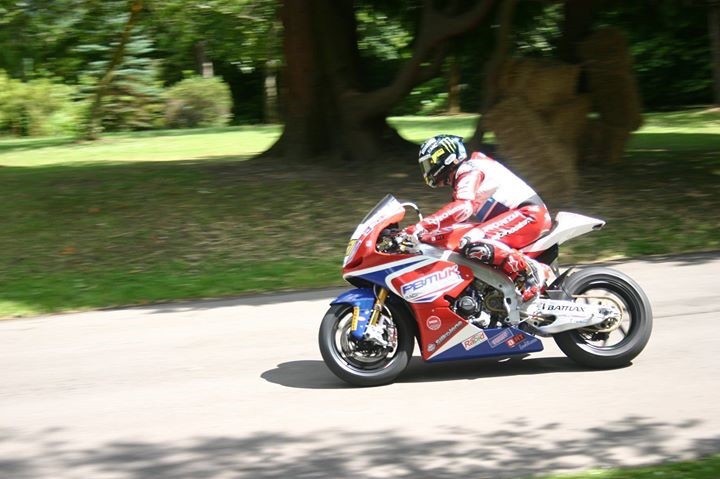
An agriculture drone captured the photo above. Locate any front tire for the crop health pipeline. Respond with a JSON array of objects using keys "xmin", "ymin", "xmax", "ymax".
[
  {"xmin": 318, "ymin": 303, "xmax": 415, "ymax": 387},
  {"xmin": 554, "ymin": 267, "xmax": 653, "ymax": 369}
]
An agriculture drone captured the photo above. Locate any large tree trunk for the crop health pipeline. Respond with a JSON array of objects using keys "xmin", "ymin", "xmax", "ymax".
[
  {"xmin": 270, "ymin": 0, "xmax": 496, "ymax": 163},
  {"xmin": 557, "ymin": 0, "xmax": 601, "ymax": 64},
  {"xmin": 194, "ymin": 40, "xmax": 214, "ymax": 78}
]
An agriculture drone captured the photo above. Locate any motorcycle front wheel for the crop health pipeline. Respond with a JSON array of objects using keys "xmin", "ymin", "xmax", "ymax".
[
  {"xmin": 318, "ymin": 303, "xmax": 415, "ymax": 387},
  {"xmin": 554, "ymin": 267, "xmax": 653, "ymax": 369}
]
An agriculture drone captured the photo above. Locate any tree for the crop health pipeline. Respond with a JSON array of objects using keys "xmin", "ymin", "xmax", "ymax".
[
  {"xmin": 84, "ymin": 0, "xmax": 145, "ymax": 139},
  {"xmin": 272, "ymin": 0, "xmax": 497, "ymax": 163},
  {"xmin": 710, "ymin": 0, "xmax": 720, "ymax": 104}
]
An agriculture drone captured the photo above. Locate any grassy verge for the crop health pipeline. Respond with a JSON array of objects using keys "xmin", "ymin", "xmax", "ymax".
[
  {"xmin": 536, "ymin": 454, "xmax": 720, "ymax": 479},
  {"xmin": 1, "ymin": 109, "xmax": 718, "ymax": 317}
]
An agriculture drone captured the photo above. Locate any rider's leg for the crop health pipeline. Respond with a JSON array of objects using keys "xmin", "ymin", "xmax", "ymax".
[{"xmin": 460, "ymin": 205, "xmax": 552, "ymax": 301}]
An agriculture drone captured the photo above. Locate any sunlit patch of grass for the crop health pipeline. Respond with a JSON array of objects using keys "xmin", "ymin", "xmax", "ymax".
[{"xmin": 534, "ymin": 454, "xmax": 720, "ymax": 479}]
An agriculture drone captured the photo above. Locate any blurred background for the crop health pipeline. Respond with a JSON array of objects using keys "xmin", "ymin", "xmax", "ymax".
[{"xmin": 0, "ymin": 0, "xmax": 718, "ymax": 318}]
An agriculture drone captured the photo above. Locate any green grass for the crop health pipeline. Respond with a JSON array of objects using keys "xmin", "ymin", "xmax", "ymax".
[
  {"xmin": 536, "ymin": 454, "xmax": 720, "ymax": 479},
  {"xmin": 1, "ymin": 109, "xmax": 719, "ymax": 318},
  {"xmin": 0, "ymin": 125, "xmax": 280, "ymax": 166}
]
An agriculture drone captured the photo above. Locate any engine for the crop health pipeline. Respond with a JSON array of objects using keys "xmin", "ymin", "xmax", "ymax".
[{"xmin": 452, "ymin": 282, "xmax": 506, "ymax": 328}]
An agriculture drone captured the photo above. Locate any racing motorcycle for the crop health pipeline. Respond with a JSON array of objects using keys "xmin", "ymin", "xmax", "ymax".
[{"xmin": 319, "ymin": 195, "xmax": 653, "ymax": 386}]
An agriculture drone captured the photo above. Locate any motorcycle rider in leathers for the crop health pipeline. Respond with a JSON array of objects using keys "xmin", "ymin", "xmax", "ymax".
[{"xmin": 403, "ymin": 134, "xmax": 552, "ymax": 302}]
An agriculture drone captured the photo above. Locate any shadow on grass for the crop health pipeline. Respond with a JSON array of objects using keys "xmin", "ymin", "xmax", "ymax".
[
  {"xmin": 1, "ymin": 129, "xmax": 719, "ymax": 317},
  {"xmin": 260, "ymin": 355, "xmax": 591, "ymax": 390},
  {"xmin": 0, "ymin": 136, "xmax": 77, "ymax": 154},
  {"xmin": 1, "ymin": 417, "xmax": 718, "ymax": 478}
]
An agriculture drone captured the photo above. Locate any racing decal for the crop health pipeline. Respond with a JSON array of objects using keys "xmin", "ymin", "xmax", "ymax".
[
  {"xmin": 345, "ymin": 256, "xmax": 433, "ymax": 287},
  {"xmin": 428, "ymin": 322, "xmax": 483, "ymax": 359},
  {"xmin": 426, "ymin": 316, "xmax": 442, "ymax": 331},
  {"xmin": 425, "ymin": 326, "xmax": 544, "ymax": 362},
  {"xmin": 399, "ymin": 264, "xmax": 464, "ymax": 303},
  {"xmin": 488, "ymin": 329, "xmax": 514, "ymax": 348},
  {"xmin": 505, "ymin": 333, "xmax": 526, "ymax": 348},
  {"xmin": 518, "ymin": 337, "xmax": 539, "ymax": 350},
  {"xmin": 532, "ymin": 299, "xmax": 593, "ymax": 322},
  {"xmin": 461, "ymin": 331, "xmax": 487, "ymax": 351}
]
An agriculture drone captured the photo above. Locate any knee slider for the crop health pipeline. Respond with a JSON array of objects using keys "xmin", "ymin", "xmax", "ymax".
[{"xmin": 462, "ymin": 241, "xmax": 495, "ymax": 264}]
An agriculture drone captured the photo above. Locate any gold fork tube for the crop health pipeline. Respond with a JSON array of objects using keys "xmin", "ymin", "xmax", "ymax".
[{"xmin": 368, "ymin": 288, "xmax": 389, "ymax": 326}]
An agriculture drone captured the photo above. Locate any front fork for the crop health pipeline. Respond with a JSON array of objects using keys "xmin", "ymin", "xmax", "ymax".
[
  {"xmin": 350, "ymin": 288, "xmax": 389, "ymax": 343},
  {"xmin": 336, "ymin": 287, "xmax": 390, "ymax": 341}
]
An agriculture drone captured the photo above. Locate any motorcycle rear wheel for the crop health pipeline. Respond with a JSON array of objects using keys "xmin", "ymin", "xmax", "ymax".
[
  {"xmin": 318, "ymin": 303, "xmax": 415, "ymax": 387},
  {"xmin": 554, "ymin": 267, "xmax": 653, "ymax": 369}
]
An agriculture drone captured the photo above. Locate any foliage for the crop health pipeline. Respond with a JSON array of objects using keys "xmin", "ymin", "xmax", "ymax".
[
  {"xmin": 0, "ymin": 71, "xmax": 81, "ymax": 136},
  {"xmin": 1, "ymin": 110, "xmax": 718, "ymax": 317},
  {"xmin": 164, "ymin": 76, "xmax": 233, "ymax": 128},
  {"xmin": 148, "ymin": 0, "xmax": 279, "ymax": 82},
  {"xmin": 514, "ymin": 3, "xmax": 564, "ymax": 57},
  {"xmin": 597, "ymin": 0, "xmax": 713, "ymax": 108},
  {"xmin": 83, "ymin": 32, "xmax": 166, "ymax": 132},
  {"xmin": 0, "ymin": 0, "xmax": 714, "ymax": 129},
  {"xmin": 539, "ymin": 454, "xmax": 720, "ymax": 479}
]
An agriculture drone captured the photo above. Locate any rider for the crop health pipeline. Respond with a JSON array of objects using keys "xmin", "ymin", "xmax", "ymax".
[{"xmin": 403, "ymin": 134, "xmax": 553, "ymax": 302}]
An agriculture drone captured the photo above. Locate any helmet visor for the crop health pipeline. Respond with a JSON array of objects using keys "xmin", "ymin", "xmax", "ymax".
[{"xmin": 419, "ymin": 155, "xmax": 437, "ymax": 188}]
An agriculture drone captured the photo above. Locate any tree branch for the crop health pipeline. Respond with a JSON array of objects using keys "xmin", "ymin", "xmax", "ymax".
[
  {"xmin": 353, "ymin": 0, "xmax": 496, "ymax": 119},
  {"xmin": 84, "ymin": 0, "xmax": 144, "ymax": 139}
]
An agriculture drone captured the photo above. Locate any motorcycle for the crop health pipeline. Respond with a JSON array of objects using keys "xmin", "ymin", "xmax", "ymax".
[{"xmin": 319, "ymin": 194, "xmax": 653, "ymax": 386}]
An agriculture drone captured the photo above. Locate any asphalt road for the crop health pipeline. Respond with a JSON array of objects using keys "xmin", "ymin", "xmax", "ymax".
[{"xmin": 1, "ymin": 253, "xmax": 719, "ymax": 479}]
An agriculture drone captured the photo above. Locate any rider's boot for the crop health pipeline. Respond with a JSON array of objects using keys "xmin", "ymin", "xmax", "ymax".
[{"xmin": 515, "ymin": 258, "xmax": 552, "ymax": 302}]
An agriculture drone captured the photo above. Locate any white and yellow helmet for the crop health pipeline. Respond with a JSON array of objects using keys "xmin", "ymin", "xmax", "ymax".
[{"xmin": 418, "ymin": 135, "xmax": 468, "ymax": 187}]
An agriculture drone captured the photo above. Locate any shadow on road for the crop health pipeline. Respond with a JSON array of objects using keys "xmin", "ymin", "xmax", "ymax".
[
  {"xmin": 1, "ymin": 417, "xmax": 718, "ymax": 479},
  {"xmin": 261, "ymin": 355, "xmax": 596, "ymax": 389}
]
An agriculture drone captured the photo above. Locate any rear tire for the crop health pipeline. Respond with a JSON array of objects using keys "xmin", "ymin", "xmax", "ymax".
[
  {"xmin": 554, "ymin": 267, "xmax": 652, "ymax": 369},
  {"xmin": 318, "ymin": 303, "xmax": 415, "ymax": 387}
]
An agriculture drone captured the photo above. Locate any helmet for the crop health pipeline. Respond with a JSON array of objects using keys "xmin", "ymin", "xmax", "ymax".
[{"xmin": 418, "ymin": 135, "xmax": 467, "ymax": 187}]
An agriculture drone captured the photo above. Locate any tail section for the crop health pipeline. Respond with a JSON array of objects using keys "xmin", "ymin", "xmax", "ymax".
[{"xmin": 522, "ymin": 212, "xmax": 605, "ymax": 255}]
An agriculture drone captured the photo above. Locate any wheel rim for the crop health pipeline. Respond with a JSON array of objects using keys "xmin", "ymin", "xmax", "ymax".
[
  {"xmin": 570, "ymin": 284, "xmax": 637, "ymax": 351},
  {"xmin": 332, "ymin": 308, "xmax": 400, "ymax": 371}
]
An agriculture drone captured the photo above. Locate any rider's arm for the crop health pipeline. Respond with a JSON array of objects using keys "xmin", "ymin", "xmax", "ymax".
[{"xmin": 409, "ymin": 167, "xmax": 486, "ymax": 234}]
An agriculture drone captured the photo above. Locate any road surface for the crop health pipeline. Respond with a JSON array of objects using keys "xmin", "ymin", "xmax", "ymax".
[{"xmin": 1, "ymin": 253, "xmax": 719, "ymax": 478}]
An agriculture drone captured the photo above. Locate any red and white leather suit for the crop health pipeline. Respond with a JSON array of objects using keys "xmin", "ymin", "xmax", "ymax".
[{"xmin": 409, "ymin": 151, "xmax": 552, "ymax": 284}]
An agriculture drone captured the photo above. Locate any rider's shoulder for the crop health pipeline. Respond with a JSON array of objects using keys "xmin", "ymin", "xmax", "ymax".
[
  {"xmin": 458, "ymin": 152, "xmax": 493, "ymax": 173},
  {"xmin": 469, "ymin": 151, "xmax": 494, "ymax": 162}
]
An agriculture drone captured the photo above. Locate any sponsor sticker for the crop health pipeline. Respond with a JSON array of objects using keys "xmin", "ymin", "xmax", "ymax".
[
  {"xmin": 426, "ymin": 316, "xmax": 442, "ymax": 331},
  {"xmin": 427, "ymin": 343, "xmax": 436, "ymax": 353},
  {"xmin": 462, "ymin": 331, "xmax": 488, "ymax": 351},
  {"xmin": 518, "ymin": 338, "xmax": 538, "ymax": 350},
  {"xmin": 506, "ymin": 333, "xmax": 526, "ymax": 348},
  {"xmin": 489, "ymin": 329, "xmax": 513, "ymax": 348},
  {"xmin": 434, "ymin": 320, "xmax": 463, "ymax": 347},
  {"xmin": 401, "ymin": 265, "xmax": 463, "ymax": 302}
]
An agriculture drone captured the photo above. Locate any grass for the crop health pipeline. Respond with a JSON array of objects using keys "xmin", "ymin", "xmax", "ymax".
[
  {"xmin": 536, "ymin": 454, "xmax": 720, "ymax": 479},
  {"xmin": 0, "ymin": 108, "xmax": 719, "ymax": 318}
]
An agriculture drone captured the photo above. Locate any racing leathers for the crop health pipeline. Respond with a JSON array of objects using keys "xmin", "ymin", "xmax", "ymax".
[{"xmin": 406, "ymin": 151, "xmax": 553, "ymax": 301}]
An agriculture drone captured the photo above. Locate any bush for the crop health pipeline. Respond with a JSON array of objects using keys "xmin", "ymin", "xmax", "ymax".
[
  {"xmin": 165, "ymin": 76, "xmax": 232, "ymax": 129},
  {"xmin": 0, "ymin": 71, "xmax": 82, "ymax": 137}
]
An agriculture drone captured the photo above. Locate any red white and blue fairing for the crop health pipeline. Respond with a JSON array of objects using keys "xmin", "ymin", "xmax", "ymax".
[{"xmin": 337, "ymin": 195, "xmax": 543, "ymax": 362}]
